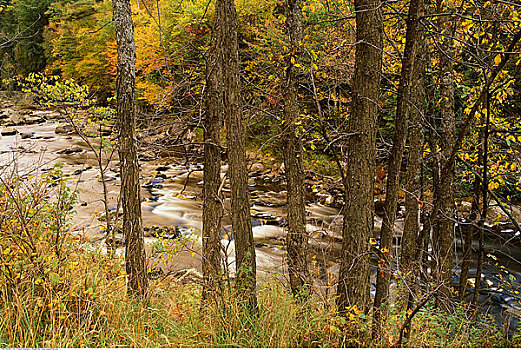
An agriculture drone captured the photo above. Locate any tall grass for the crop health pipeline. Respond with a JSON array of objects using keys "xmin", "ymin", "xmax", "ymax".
[{"xmin": 0, "ymin": 168, "xmax": 517, "ymax": 347}]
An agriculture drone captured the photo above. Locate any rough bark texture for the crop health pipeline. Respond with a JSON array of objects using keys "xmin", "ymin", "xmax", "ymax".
[
  {"xmin": 220, "ymin": 0, "xmax": 258, "ymax": 312},
  {"xmin": 336, "ymin": 0, "xmax": 382, "ymax": 314},
  {"xmin": 433, "ymin": 8, "xmax": 457, "ymax": 307},
  {"xmin": 202, "ymin": 1, "xmax": 225, "ymax": 302},
  {"xmin": 400, "ymin": 32, "xmax": 426, "ymax": 306},
  {"xmin": 112, "ymin": 0, "xmax": 148, "ymax": 298},
  {"xmin": 373, "ymin": 0, "xmax": 423, "ymax": 333},
  {"xmin": 282, "ymin": 0, "xmax": 310, "ymax": 298}
]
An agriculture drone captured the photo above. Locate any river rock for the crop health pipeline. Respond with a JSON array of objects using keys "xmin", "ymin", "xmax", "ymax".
[
  {"xmin": 144, "ymin": 225, "xmax": 181, "ymax": 239},
  {"xmin": 55, "ymin": 124, "xmax": 73, "ymax": 134},
  {"xmin": 0, "ymin": 109, "xmax": 12, "ymax": 122},
  {"xmin": 24, "ymin": 115, "xmax": 45, "ymax": 125},
  {"xmin": 7, "ymin": 112, "xmax": 25, "ymax": 125},
  {"xmin": 20, "ymin": 132, "xmax": 35, "ymax": 139},
  {"xmin": 57, "ymin": 147, "xmax": 83, "ymax": 155},
  {"xmin": 143, "ymin": 177, "xmax": 164, "ymax": 189},
  {"xmin": 100, "ymin": 125, "xmax": 113, "ymax": 136},
  {"xmin": 250, "ymin": 162, "xmax": 264, "ymax": 173},
  {"xmin": 139, "ymin": 152, "xmax": 157, "ymax": 161},
  {"xmin": 1, "ymin": 127, "xmax": 17, "ymax": 136},
  {"xmin": 30, "ymin": 110, "xmax": 61, "ymax": 119},
  {"xmin": 155, "ymin": 165, "xmax": 170, "ymax": 172}
]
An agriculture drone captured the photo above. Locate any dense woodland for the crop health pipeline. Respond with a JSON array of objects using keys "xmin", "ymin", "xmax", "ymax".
[{"xmin": 0, "ymin": 0, "xmax": 521, "ymax": 347}]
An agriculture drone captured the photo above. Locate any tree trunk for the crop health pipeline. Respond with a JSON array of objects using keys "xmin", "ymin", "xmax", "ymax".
[
  {"xmin": 459, "ymin": 129, "xmax": 482, "ymax": 300},
  {"xmin": 220, "ymin": 0, "xmax": 258, "ymax": 312},
  {"xmin": 400, "ymin": 29, "xmax": 427, "ymax": 308},
  {"xmin": 373, "ymin": 0, "xmax": 423, "ymax": 335},
  {"xmin": 202, "ymin": 0, "xmax": 225, "ymax": 302},
  {"xmin": 472, "ymin": 91, "xmax": 490, "ymax": 308},
  {"xmin": 433, "ymin": 5, "xmax": 457, "ymax": 307},
  {"xmin": 112, "ymin": 0, "xmax": 148, "ymax": 298},
  {"xmin": 336, "ymin": 0, "xmax": 382, "ymax": 314},
  {"xmin": 282, "ymin": 0, "xmax": 310, "ymax": 298}
]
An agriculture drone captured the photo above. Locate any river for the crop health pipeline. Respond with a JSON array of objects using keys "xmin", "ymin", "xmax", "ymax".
[{"xmin": 0, "ymin": 108, "xmax": 520, "ymax": 334}]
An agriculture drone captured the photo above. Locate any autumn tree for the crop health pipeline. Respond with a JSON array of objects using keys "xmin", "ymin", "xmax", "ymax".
[
  {"xmin": 202, "ymin": 0, "xmax": 224, "ymax": 302},
  {"xmin": 399, "ymin": 21, "xmax": 427, "ymax": 310},
  {"xmin": 112, "ymin": 0, "xmax": 148, "ymax": 298},
  {"xmin": 282, "ymin": 0, "xmax": 310, "ymax": 299},
  {"xmin": 373, "ymin": 0, "xmax": 423, "ymax": 335},
  {"xmin": 220, "ymin": 0, "xmax": 257, "ymax": 312},
  {"xmin": 336, "ymin": 0, "xmax": 383, "ymax": 314}
]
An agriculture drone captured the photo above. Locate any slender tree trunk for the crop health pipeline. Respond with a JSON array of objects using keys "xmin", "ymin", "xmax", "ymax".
[
  {"xmin": 220, "ymin": 0, "xmax": 258, "ymax": 312},
  {"xmin": 433, "ymin": 6, "xmax": 457, "ymax": 307},
  {"xmin": 373, "ymin": 0, "xmax": 423, "ymax": 335},
  {"xmin": 459, "ymin": 129, "xmax": 482, "ymax": 300},
  {"xmin": 112, "ymin": 0, "xmax": 148, "ymax": 298},
  {"xmin": 422, "ymin": 46, "xmax": 438, "ymax": 285},
  {"xmin": 400, "ymin": 31, "xmax": 427, "ymax": 307},
  {"xmin": 336, "ymin": 0, "xmax": 382, "ymax": 314},
  {"xmin": 401, "ymin": 41, "xmax": 428, "ymax": 343},
  {"xmin": 202, "ymin": 1, "xmax": 225, "ymax": 302},
  {"xmin": 472, "ymin": 92, "xmax": 490, "ymax": 307},
  {"xmin": 282, "ymin": 0, "xmax": 310, "ymax": 298}
]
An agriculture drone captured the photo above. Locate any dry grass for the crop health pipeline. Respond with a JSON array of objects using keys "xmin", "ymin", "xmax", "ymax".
[{"xmin": 0, "ymin": 168, "xmax": 517, "ymax": 348}]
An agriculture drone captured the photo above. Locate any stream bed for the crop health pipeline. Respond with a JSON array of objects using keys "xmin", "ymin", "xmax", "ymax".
[{"xmin": 1, "ymin": 114, "xmax": 520, "ymax": 334}]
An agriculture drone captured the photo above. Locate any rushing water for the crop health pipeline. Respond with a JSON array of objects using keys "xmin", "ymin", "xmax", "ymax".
[{"xmin": 1, "ymin": 118, "xmax": 521, "ymax": 333}]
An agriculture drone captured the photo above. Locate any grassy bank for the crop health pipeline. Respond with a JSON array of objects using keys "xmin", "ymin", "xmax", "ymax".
[{"xmin": 0, "ymin": 166, "xmax": 518, "ymax": 348}]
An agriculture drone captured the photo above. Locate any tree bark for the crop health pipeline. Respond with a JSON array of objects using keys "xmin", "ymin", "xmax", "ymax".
[
  {"xmin": 336, "ymin": 0, "xmax": 382, "ymax": 314},
  {"xmin": 202, "ymin": 0, "xmax": 225, "ymax": 302},
  {"xmin": 472, "ymin": 92, "xmax": 490, "ymax": 308},
  {"xmin": 373, "ymin": 0, "xmax": 423, "ymax": 335},
  {"xmin": 112, "ymin": 0, "xmax": 148, "ymax": 298},
  {"xmin": 458, "ymin": 130, "xmax": 482, "ymax": 300},
  {"xmin": 433, "ymin": 5, "xmax": 457, "ymax": 307},
  {"xmin": 282, "ymin": 0, "xmax": 310, "ymax": 299},
  {"xmin": 220, "ymin": 0, "xmax": 258, "ymax": 312},
  {"xmin": 400, "ymin": 29, "xmax": 427, "ymax": 307}
]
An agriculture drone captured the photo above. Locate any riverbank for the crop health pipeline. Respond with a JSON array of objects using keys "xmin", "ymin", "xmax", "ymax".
[{"xmin": 0, "ymin": 90, "xmax": 520, "ymax": 345}]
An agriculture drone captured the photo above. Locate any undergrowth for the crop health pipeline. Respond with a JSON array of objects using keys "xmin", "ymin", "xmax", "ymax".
[{"xmin": 0, "ymin": 167, "xmax": 518, "ymax": 347}]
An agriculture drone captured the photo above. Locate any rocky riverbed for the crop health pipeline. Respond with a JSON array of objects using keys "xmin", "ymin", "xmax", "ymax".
[{"xmin": 0, "ymin": 91, "xmax": 520, "ymax": 334}]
